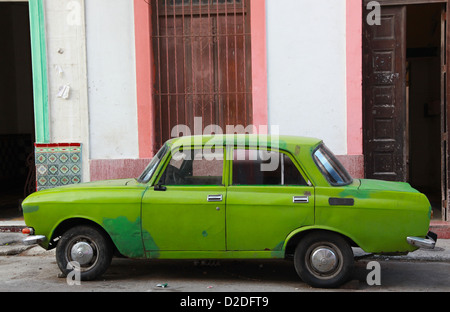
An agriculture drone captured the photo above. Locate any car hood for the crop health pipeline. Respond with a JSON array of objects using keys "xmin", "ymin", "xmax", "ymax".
[
  {"xmin": 29, "ymin": 178, "xmax": 140, "ymax": 197},
  {"xmin": 358, "ymin": 179, "xmax": 419, "ymax": 193},
  {"xmin": 52, "ymin": 178, "xmax": 138, "ymax": 190}
]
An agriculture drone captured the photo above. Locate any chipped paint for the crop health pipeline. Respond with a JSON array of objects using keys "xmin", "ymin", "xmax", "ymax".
[
  {"xmin": 103, "ymin": 216, "xmax": 146, "ymax": 258},
  {"xmin": 22, "ymin": 205, "xmax": 39, "ymax": 214}
]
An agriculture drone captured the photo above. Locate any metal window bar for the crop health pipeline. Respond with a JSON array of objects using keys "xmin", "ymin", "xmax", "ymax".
[{"xmin": 151, "ymin": 0, "xmax": 253, "ymax": 151}]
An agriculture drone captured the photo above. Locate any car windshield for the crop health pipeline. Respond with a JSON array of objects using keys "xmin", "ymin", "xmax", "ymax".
[
  {"xmin": 137, "ymin": 144, "xmax": 168, "ymax": 183},
  {"xmin": 313, "ymin": 144, "xmax": 353, "ymax": 186}
]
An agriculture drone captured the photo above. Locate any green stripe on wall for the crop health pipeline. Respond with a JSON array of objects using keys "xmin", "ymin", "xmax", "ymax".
[{"xmin": 29, "ymin": 0, "xmax": 49, "ymax": 143}]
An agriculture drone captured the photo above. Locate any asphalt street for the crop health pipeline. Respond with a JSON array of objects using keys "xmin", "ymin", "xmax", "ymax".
[{"xmin": 0, "ymin": 232, "xmax": 449, "ymax": 293}]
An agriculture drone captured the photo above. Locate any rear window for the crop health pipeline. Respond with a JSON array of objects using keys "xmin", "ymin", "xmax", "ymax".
[{"xmin": 313, "ymin": 144, "xmax": 352, "ymax": 186}]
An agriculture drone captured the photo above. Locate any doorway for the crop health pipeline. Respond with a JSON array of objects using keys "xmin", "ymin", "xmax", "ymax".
[
  {"xmin": 363, "ymin": 1, "xmax": 447, "ymax": 221},
  {"xmin": 0, "ymin": 2, "xmax": 35, "ymax": 221},
  {"xmin": 407, "ymin": 4, "xmax": 443, "ymax": 219}
]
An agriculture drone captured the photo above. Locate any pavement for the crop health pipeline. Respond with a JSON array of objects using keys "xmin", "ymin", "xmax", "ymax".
[{"xmin": 0, "ymin": 220, "xmax": 449, "ymax": 262}]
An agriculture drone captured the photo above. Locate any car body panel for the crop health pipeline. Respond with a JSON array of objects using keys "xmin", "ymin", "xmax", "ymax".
[
  {"xmin": 141, "ymin": 185, "xmax": 227, "ymax": 253},
  {"xmin": 226, "ymin": 185, "xmax": 315, "ymax": 252},
  {"xmin": 22, "ymin": 135, "xmax": 433, "ymax": 260},
  {"xmin": 22, "ymin": 178, "xmax": 147, "ymax": 258}
]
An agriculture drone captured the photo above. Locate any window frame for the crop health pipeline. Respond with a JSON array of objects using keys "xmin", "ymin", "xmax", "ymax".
[
  {"xmin": 138, "ymin": 144, "xmax": 170, "ymax": 184},
  {"xmin": 154, "ymin": 145, "xmax": 227, "ymax": 187},
  {"xmin": 228, "ymin": 146, "xmax": 312, "ymax": 187},
  {"xmin": 312, "ymin": 143, "xmax": 353, "ymax": 187}
]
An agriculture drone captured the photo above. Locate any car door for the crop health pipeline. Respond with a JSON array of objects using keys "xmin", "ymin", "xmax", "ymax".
[
  {"xmin": 226, "ymin": 148, "xmax": 315, "ymax": 253},
  {"xmin": 141, "ymin": 147, "xmax": 226, "ymax": 254}
]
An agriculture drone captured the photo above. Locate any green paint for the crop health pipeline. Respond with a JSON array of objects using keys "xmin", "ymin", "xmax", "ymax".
[
  {"xmin": 29, "ymin": 0, "xmax": 49, "ymax": 143},
  {"xmin": 271, "ymin": 241, "xmax": 284, "ymax": 258},
  {"xmin": 22, "ymin": 205, "xmax": 39, "ymax": 214},
  {"xmin": 142, "ymin": 231, "xmax": 160, "ymax": 258},
  {"xmin": 103, "ymin": 216, "xmax": 145, "ymax": 258},
  {"xmin": 22, "ymin": 135, "xmax": 433, "ymax": 261}
]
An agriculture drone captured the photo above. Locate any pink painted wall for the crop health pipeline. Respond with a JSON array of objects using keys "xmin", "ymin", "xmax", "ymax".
[
  {"xmin": 343, "ymin": 0, "xmax": 364, "ymax": 178},
  {"xmin": 134, "ymin": 0, "xmax": 155, "ymax": 159},
  {"xmin": 91, "ymin": 159, "xmax": 150, "ymax": 181},
  {"xmin": 346, "ymin": 0, "xmax": 363, "ymax": 156},
  {"xmin": 250, "ymin": 0, "xmax": 268, "ymax": 131},
  {"xmin": 93, "ymin": 0, "xmax": 365, "ymax": 180},
  {"xmin": 134, "ymin": 0, "xmax": 268, "ymax": 154}
]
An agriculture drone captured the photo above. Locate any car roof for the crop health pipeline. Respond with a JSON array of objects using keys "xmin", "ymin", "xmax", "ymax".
[{"xmin": 166, "ymin": 134, "xmax": 323, "ymax": 150}]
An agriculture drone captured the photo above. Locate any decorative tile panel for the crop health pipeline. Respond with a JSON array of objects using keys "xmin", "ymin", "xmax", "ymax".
[{"xmin": 35, "ymin": 143, "xmax": 82, "ymax": 191}]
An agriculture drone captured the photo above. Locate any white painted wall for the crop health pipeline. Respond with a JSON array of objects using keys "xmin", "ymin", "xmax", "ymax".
[
  {"xmin": 266, "ymin": 0, "xmax": 348, "ymax": 155},
  {"xmin": 44, "ymin": 0, "xmax": 91, "ymax": 180},
  {"xmin": 85, "ymin": 0, "xmax": 138, "ymax": 160}
]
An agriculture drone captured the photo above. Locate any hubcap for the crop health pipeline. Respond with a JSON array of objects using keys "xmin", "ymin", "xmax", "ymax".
[
  {"xmin": 70, "ymin": 242, "xmax": 94, "ymax": 266},
  {"xmin": 310, "ymin": 247, "xmax": 338, "ymax": 274}
]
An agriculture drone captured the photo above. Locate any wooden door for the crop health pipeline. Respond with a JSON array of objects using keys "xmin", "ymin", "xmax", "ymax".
[
  {"xmin": 151, "ymin": 0, "xmax": 253, "ymax": 150},
  {"xmin": 443, "ymin": 4, "xmax": 449, "ymax": 221},
  {"xmin": 363, "ymin": 6, "xmax": 407, "ymax": 182}
]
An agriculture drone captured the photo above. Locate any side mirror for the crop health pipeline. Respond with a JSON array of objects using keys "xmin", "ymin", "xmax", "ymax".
[{"xmin": 154, "ymin": 184, "xmax": 167, "ymax": 191}]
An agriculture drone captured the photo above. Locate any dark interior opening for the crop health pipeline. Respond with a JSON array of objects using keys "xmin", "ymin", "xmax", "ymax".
[
  {"xmin": 406, "ymin": 3, "xmax": 443, "ymax": 220},
  {"xmin": 0, "ymin": 2, "xmax": 35, "ymax": 221}
]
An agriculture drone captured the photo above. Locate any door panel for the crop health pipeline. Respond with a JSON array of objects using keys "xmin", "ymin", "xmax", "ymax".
[
  {"xmin": 141, "ymin": 186, "xmax": 226, "ymax": 252},
  {"xmin": 141, "ymin": 148, "xmax": 227, "ymax": 253},
  {"xmin": 226, "ymin": 186, "xmax": 314, "ymax": 251},
  {"xmin": 363, "ymin": 6, "xmax": 407, "ymax": 181},
  {"xmin": 226, "ymin": 148, "xmax": 314, "ymax": 252}
]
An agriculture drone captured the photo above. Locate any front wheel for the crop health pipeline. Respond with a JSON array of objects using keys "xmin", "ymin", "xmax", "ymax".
[
  {"xmin": 56, "ymin": 225, "xmax": 113, "ymax": 281},
  {"xmin": 294, "ymin": 232, "xmax": 354, "ymax": 288}
]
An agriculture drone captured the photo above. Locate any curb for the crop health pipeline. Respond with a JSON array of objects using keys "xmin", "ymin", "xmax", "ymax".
[
  {"xmin": 0, "ymin": 244, "xmax": 34, "ymax": 256},
  {"xmin": 0, "ymin": 226, "xmax": 26, "ymax": 233},
  {"xmin": 430, "ymin": 221, "xmax": 450, "ymax": 239},
  {"xmin": 0, "ymin": 221, "xmax": 26, "ymax": 234}
]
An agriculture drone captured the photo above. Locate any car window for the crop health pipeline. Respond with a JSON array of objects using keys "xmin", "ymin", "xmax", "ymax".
[
  {"xmin": 138, "ymin": 144, "xmax": 168, "ymax": 183},
  {"xmin": 232, "ymin": 149, "xmax": 308, "ymax": 186},
  {"xmin": 159, "ymin": 148, "xmax": 224, "ymax": 186},
  {"xmin": 313, "ymin": 144, "xmax": 352, "ymax": 186}
]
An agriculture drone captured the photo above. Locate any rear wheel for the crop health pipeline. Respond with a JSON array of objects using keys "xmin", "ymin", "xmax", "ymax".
[
  {"xmin": 56, "ymin": 225, "xmax": 113, "ymax": 281},
  {"xmin": 294, "ymin": 232, "xmax": 354, "ymax": 288}
]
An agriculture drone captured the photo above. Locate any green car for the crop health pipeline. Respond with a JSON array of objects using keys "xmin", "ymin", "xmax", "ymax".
[{"xmin": 21, "ymin": 135, "xmax": 436, "ymax": 288}]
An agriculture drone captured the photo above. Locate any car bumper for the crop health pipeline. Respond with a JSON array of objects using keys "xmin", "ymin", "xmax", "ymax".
[
  {"xmin": 407, "ymin": 231, "xmax": 437, "ymax": 250},
  {"xmin": 23, "ymin": 235, "xmax": 46, "ymax": 246}
]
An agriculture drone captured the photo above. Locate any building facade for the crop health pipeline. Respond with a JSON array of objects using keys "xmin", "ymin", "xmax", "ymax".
[{"xmin": 1, "ymin": 0, "xmax": 449, "ymax": 224}]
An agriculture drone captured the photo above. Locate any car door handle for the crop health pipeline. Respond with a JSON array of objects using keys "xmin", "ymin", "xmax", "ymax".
[
  {"xmin": 293, "ymin": 196, "xmax": 309, "ymax": 204},
  {"xmin": 207, "ymin": 195, "xmax": 223, "ymax": 202}
]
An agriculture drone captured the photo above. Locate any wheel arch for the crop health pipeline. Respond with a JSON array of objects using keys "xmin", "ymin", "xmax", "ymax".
[
  {"xmin": 284, "ymin": 227, "xmax": 359, "ymax": 258},
  {"xmin": 49, "ymin": 217, "xmax": 119, "ymax": 255}
]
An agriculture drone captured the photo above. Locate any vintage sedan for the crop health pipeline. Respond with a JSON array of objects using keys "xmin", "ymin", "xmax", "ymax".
[{"xmin": 21, "ymin": 135, "xmax": 436, "ymax": 288}]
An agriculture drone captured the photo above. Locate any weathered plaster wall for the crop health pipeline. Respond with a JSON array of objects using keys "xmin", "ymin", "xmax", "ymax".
[
  {"xmin": 85, "ymin": 0, "xmax": 139, "ymax": 161},
  {"xmin": 43, "ymin": 0, "xmax": 90, "ymax": 181},
  {"xmin": 266, "ymin": 0, "xmax": 348, "ymax": 155}
]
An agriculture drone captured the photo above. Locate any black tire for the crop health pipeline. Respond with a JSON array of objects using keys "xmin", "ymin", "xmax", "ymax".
[
  {"xmin": 294, "ymin": 232, "xmax": 354, "ymax": 288},
  {"xmin": 56, "ymin": 225, "xmax": 113, "ymax": 281}
]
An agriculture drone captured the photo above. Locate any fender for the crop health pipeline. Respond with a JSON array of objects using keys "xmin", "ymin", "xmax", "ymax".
[{"xmin": 283, "ymin": 225, "xmax": 364, "ymax": 252}]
